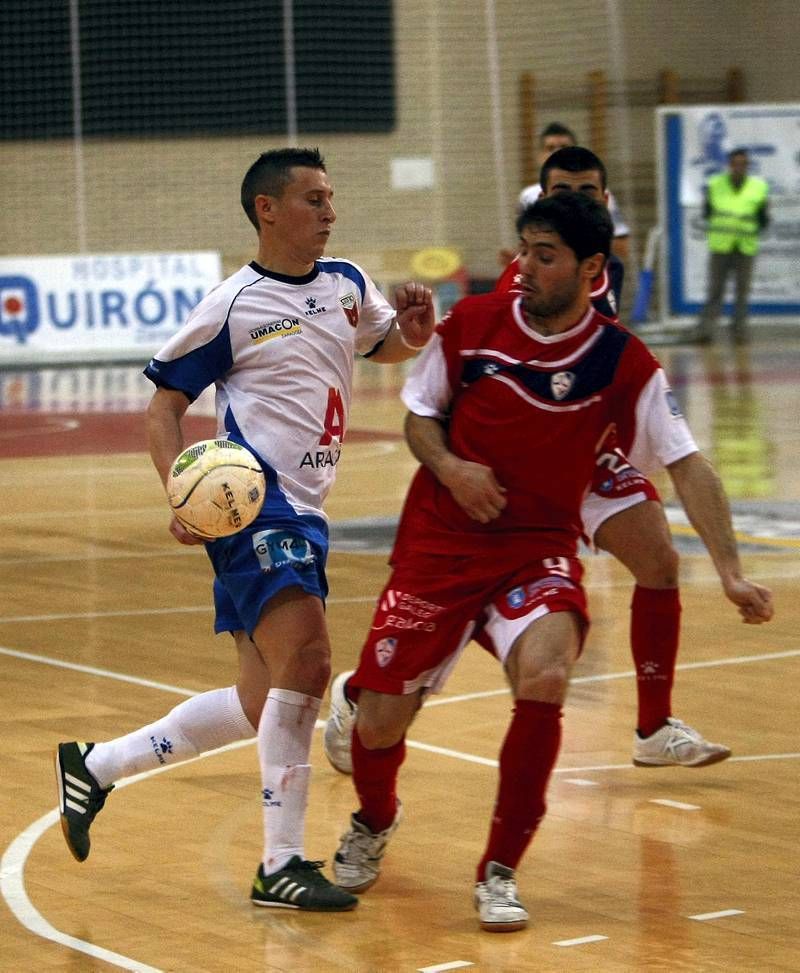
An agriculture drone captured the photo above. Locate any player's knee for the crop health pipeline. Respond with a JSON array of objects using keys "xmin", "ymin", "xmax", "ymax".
[
  {"xmin": 356, "ymin": 692, "xmax": 416, "ymax": 750},
  {"xmin": 515, "ymin": 662, "xmax": 570, "ymax": 704},
  {"xmin": 356, "ymin": 721, "xmax": 405, "ymax": 750},
  {"xmin": 635, "ymin": 543, "xmax": 679, "ymax": 588},
  {"xmin": 286, "ymin": 639, "xmax": 332, "ymax": 697}
]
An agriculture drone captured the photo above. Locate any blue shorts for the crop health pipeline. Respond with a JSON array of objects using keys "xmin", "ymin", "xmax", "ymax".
[{"xmin": 206, "ymin": 514, "xmax": 329, "ymax": 637}]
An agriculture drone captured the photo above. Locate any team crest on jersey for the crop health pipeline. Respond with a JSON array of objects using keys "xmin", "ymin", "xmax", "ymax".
[
  {"xmin": 551, "ymin": 371, "xmax": 575, "ymax": 400},
  {"xmin": 375, "ymin": 637, "xmax": 397, "ymax": 668},
  {"xmin": 340, "ymin": 293, "xmax": 359, "ymax": 328},
  {"xmin": 483, "ymin": 362, "xmax": 500, "ymax": 376}
]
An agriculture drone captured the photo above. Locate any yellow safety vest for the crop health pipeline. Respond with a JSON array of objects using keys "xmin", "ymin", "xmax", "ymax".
[{"xmin": 706, "ymin": 173, "xmax": 769, "ymax": 256}]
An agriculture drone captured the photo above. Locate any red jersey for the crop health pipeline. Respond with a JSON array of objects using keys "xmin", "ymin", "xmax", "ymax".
[{"xmin": 397, "ymin": 291, "xmax": 663, "ymax": 563}]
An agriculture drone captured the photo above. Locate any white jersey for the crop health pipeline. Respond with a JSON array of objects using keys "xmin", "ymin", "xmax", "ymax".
[
  {"xmin": 144, "ymin": 258, "xmax": 395, "ymax": 522},
  {"xmin": 518, "ymin": 182, "xmax": 630, "ymax": 238}
]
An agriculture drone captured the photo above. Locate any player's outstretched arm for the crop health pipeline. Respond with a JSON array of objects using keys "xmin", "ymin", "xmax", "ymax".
[
  {"xmin": 667, "ymin": 451, "xmax": 773, "ymax": 624},
  {"xmin": 146, "ymin": 387, "xmax": 205, "ymax": 546},
  {"xmin": 404, "ymin": 412, "xmax": 506, "ymax": 524}
]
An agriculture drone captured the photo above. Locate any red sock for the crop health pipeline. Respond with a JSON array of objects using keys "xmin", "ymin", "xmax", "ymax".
[
  {"xmin": 630, "ymin": 585, "xmax": 681, "ymax": 737},
  {"xmin": 476, "ymin": 699, "xmax": 562, "ymax": 883},
  {"xmin": 351, "ymin": 727, "xmax": 405, "ymax": 834}
]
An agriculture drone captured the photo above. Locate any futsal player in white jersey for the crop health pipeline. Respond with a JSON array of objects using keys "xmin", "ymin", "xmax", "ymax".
[{"xmin": 54, "ymin": 147, "xmax": 435, "ymax": 912}]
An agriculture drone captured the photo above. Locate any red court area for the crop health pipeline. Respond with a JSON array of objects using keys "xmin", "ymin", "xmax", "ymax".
[
  {"xmin": 0, "ymin": 413, "xmax": 217, "ymax": 458},
  {"xmin": 0, "ymin": 412, "xmax": 401, "ymax": 459}
]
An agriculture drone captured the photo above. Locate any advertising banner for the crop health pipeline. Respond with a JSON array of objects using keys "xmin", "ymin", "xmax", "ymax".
[
  {"xmin": 657, "ymin": 104, "xmax": 800, "ymax": 319},
  {"xmin": 0, "ymin": 251, "xmax": 221, "ymax": 364}
]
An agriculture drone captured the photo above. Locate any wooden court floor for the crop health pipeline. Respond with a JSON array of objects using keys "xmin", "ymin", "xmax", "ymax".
[{"xmin": 1, "ymin": 337, "xmax": 799, "ymax": 972}]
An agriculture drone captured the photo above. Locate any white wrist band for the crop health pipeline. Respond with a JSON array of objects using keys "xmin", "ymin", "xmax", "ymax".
[{"xmin": 396, "ymin": 320, "xmax": 429, "ymax": 351}]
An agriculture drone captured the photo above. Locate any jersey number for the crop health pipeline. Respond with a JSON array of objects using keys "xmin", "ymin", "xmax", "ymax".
[
  {"xmin": 319, "ymin": 387, "xmax": 346, "ymax": 446},
  {"xmin": 543, "ymin": 557, "xmax": 572, "ymax": 579},
  {"xmin": 597, "ymin": 448, "xmax": 632, "ymax": 474}
]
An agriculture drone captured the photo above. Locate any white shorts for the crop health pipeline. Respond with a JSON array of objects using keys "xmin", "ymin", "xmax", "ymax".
[{"xmin": 580, "ymin": 446, "xmax": 660, "ymax": 547}]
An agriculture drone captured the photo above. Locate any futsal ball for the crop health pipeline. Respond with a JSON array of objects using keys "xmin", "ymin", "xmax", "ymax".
[{"xmin": 167, "ymin": 439, "xmax": 265, "ymax": 539}]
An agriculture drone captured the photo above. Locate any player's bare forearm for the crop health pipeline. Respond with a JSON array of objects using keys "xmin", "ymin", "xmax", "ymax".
[
  {"xmin": 146, "ymin": 387, "xmax": 191, "ymax": 486},
  {"xmin": 369, "ymin": 282, "xmax": 435, "ymax": 363},
  {"xmin": 667, "ymin": 451, "xmax": 773, "ymax": 622},
  {"xmin": 404, "ymin": 412, "xmax": 506, "ymax": 523},
  {"xmin": 146, "ymin": 388, "xmax": 204, "ymax": 545},
  {"xmin": 404, "ymin": 411, "xmax": 452, "ymax": 475}
]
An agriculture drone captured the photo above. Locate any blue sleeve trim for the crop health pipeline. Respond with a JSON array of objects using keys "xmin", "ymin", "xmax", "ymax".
[
  {"xmin": 318, "ymin": 260, "xmax": 366, "ymax": 300},
  {"xmin": 143, "ymin": 320, "xmax": 233, "ymax": 402}
]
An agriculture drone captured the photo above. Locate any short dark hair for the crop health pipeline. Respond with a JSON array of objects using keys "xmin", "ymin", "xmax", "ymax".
[
  {"xmin": 517, "ymin": 193, "xmax": 612, "ymax": 262},
  {"xmin": 240, "ymin": 147, "xmax": 326, "ymax": 230},
  {"xmin": 540, "ymin": 146, "xmax": 608, "ymax": 192},
  {"xmin": 728, "ymin": 147, "xmax": 748, "ymax": 162},
  {"xmin": 539, "ymin": 121, "xmax": 577, "ymax": 145}
]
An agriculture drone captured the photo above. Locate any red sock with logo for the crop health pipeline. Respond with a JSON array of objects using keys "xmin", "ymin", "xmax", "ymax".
[
  {"xmin": 631, "ymin": 585, "xmax": 681, "ymax": 737},
  {"xmin": 351, "ymin": 727, "xmax": 405, "ymax": 834},
  {"xmin": 476, "ymin": 699, "xmax": 562, "ymax": 883}
]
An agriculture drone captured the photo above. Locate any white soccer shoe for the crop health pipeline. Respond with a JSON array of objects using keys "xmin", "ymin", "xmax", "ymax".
[
  {"xmin": 474, "ymin": 861, "xmax": 529, "ymax": 933},
  {"xmin": 324, "ymin": 670, "xmax": 356, "ymax": 774},
  {"xmin": 333, "ymin": 802, "xmax": 403, "ymax": 893},
  {"xmin": 633, "ymin": 717, "xmax": 731, "ymax": 767}
]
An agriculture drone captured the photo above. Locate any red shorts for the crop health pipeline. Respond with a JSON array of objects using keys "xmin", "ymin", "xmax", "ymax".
[
  {"xmin": 580, "ymin": 444, "xmax": 660, "ymax": 545},
  {"xmin": 350, "ymin": 552, "xmax": 588, "ymax": 697}
]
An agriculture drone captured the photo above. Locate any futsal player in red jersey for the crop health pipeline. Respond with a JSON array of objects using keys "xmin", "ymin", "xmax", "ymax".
[
  {"xmin": 328, "ymin": 193, "xmax": 772, "ymax": 932},
  {"xmin": 493, "ymin": 145, "xmax": 760, "ymax": 766}
]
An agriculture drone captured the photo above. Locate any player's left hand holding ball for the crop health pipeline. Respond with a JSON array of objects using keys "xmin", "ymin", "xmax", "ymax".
[{"xmin": 170, "ymin": 515, "xmax": 206, "ymax": 546}]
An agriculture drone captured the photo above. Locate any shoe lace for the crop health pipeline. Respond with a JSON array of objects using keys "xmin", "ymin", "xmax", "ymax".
[
  {"xmin": 293, "ymin": 860, "xmax": 332, "ymax": 887},
  {"xmin": 340, "ymin": 824, "xmax": 382, "ymax": 861},
  {"xmin": 668, "ymin": 718, "xmax": 701, "ymax": 740},
  {"xmin": 664, "ymin": 725, "xmax": 699, "ymax": 758},
  {"xmin": 86, "ymin": 782, "xmax": 114, "ymax": 817},
  {"xmin": 485, "ymin": 874, "xmax": 521, "ymax": 906}
]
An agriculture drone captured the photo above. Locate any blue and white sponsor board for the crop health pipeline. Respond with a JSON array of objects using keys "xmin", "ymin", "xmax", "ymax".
[
  {"xmin": 656, "ymin": 104, "xmax": 800, "ymax": 320},
  {"xmin": 0, "ymin": 251, "xmax": 221, "ymax": 364}
]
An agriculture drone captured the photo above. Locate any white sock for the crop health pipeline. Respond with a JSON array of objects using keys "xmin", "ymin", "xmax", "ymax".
[
  {"xmin": 259, "ymin": 688, "xmax": 321, "ymax": 874},
  {"xmin": 85, "ymin": 686, "xmax": 255, "ymax": 788}
]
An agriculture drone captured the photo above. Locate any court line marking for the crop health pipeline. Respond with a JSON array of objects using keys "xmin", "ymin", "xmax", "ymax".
[
  {"xmin": 423, "ymin": 648, "xmax": 800, "ymax": 707},
  {"xmin": 417, "ymin": 962, "xmax": 474, "ymax": 972},
  {"xmin": 2, "ymin": 646, "xmax": 798, "ymax": 712},
  {"xmin": 0, "ymin": 596, "xmax": 372, "ymax": 624},
  {"xmin": 2, "ymin": 644, "xmax": 798, "ymax": 968},
  {"xmin": 553, "ymin": 934, "xmax": 609, "ymax": 947},
  {"xmin": 688, "ymin": 909, "xmax": 745, "ymax": 921},
  {"xmin": 649, "ymin": 799, "xmax": 701, "ymax": 811},
  {"xmin": 1, "ymin": 583, "xmax": 799, "ymax": 625},
  {"xmin": 1, "ymin": 738, "xmax": 257, "ymax": 973},
  {"xmin": 2, "ymin": 520, "xmax": 800, "ymax": 566}
]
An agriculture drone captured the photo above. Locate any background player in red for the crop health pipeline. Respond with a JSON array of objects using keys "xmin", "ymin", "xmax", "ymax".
[
  {"xmin": 328, "ymin": 193, "xmax": 772, "ymax": 932},
  {"xmin": 499, "ymin": 121, "xmax": 630, "ymax": 266}
]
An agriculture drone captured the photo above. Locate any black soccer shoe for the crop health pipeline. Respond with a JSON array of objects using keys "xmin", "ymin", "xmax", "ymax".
[
  {"xmin": 54, "ymin": 741, "xmax": 114, "ymax": 862},
  {"xmin": 251, "ymin": 857, "xmax": 358, "ymax": 911}
]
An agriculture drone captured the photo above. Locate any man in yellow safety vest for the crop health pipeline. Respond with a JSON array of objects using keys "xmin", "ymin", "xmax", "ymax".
[{"xmin": 697, "ymin": 148, "xmax": 769, "ymax": 344}]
